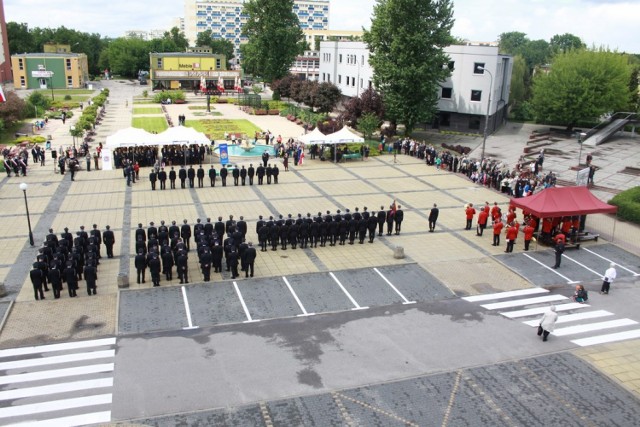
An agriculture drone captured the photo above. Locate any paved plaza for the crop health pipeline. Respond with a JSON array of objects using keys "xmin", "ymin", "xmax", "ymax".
[{"xmin": 0, "ymin": 80, "xmax": 639, "ymax": 425}]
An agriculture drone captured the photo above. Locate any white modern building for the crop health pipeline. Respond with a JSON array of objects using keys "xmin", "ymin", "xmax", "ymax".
[
  {"xmin": 319, "ymin": 41, "xmax": 513, "ymax": 134},
  {"xmin": 183, "ymin": 0, "xmax": 330, "ymax": 57},
  {"xmin": 290, "ymin": 50, "xmax": 320, "ymax": 81}
]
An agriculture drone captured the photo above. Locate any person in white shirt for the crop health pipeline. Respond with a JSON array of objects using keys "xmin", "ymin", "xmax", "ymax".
[{"xmin": 600, "ymin": 263, "xmax": 617, "ymax": 295}]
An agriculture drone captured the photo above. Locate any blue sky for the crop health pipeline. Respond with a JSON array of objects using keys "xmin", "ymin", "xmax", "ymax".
[{"xmin": 4, "ymin": 0, "xmax": 639, "ymax": 53}]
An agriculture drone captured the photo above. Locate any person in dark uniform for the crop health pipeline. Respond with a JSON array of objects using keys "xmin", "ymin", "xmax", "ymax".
[
  {"xmin": 103, "ymin": 225, "xmax": 115, "ymax": 258},
  {"xmin": 232, "ymin": 166, "xmax": 240, "ymax": 186},
  {"xmin": 394, "ymin": 205, "xmax": 404, "ymax": 235},
  {"xmin": 162, "ymin": 245, "xmax": 174, "ymax": 281},
  {"xmin": 148, "ymin": 254, "xmax": 161, "ymax": 287},
  {"xmin": 181, "ymin": 220, "xmax": 192, "ymax": 250},
  {"xmin": 30, "ymin": 264, "xmax": 46, "ymax": 300},
  {"xmin": 169, "ymin": 166, "xmax": 177, "ymax": 189},
  {"xmin": 258, "ymin": 223, "xmax": 269, "ymax": 252},
  {"xmin": 428, "ymin": 203, "xmax": 439, "ymax": 232},
  {"xmin": 242, "ymin": 242, "xmax": 257, "ymax": 277},
  {"xmin": 212, "ymin": 241, "xmax": 223, "ymax": 273},
  {"xmin": 200, "ymin": 248, "xmax": 213, "ymax": 282},
  {"xmin": 266, "ymin": 164, "xmax": 273, "ymax": 184},
  {"xmin": 358, "ymin": 216, "xmax": 368, "ymax": 244},
  {"xmin": 256, "ymin": 164, "xmax": 265, "ymax": 185},
  {"xmin": 368, "ymin": 212, "xmax": 378, "ymax": 243},
  {"xmin": 187, "ymin": 165, "xmax": 196, "ymax": 188},
  {"xmin": 273, "ymin": 164, "xmax": 279, "ymax": 184},
  {"xmin": 348, "ymin": 215, "xmax": 358, "ymax": 245},
  {"xmin": 377, "ymin": 206, "xmax": 386, "ymax": 236},
  {"xmin": 386, "ymin": 208, "xmax": 394, "ymax": 236},
  {"xmin": 179, "ymin": 166, "xmax": 187, "ymax": 188},
  {"xmin": 197, "ymin": 165, "xmax": 205, "ymax": 188},
  {"xmin": 135, "ymin": 251, "xmax": 147, "ymax": 284},
  {"xmin": 208, "ymin": 165, "xmax": 217, "ymax": 187},
  {"xmin": 270, "ymin": 222, "xmax": 280, "ymax": 251},
  {"xmin": 149, "ymin": 169, "xmax": 157, "ymax": 190},
  {"xmin": 248, "ymin": 164, "xmax": 255, "ymax": 185},
  {"xmin": 90, "ymin": 224, "xmax": 102, "ymax": 259},
  {"xmin": 63, "ymin": 262, "xmax": 78, "ymax": 297},
  {"xmin": 147, "ymin": 222, "xmax": 157, "ymax": 241},
  {"xmin": 84, "ymin": 263, "xmax": 98, "ymax": 295},
  {"xmin": 158, "ymin": 168, "xmax": 167, "ymax": 190},
  {"xmin": 261, "ymin": 151, "xmax": 269, "ymax": 168},
  {"xmin": 220, "ymin": 165, "xmax": 228, "ymax": 186},
  {"xmin": 240, "ymin": 165, "xmax": 247, "ymax": 185},
  {"xmin": 176, "ymin": 251, "xmax": 189, "ymax": 283},
  {"xmin": 228, "ymin": 247, "xmax": 239, "ymax": 279},
  {"xmin": 47, "ymin": 263, "xmax": 63, "ymax": 299},
  {"xmin": 553, "ymin": 238, "xmax": 565, "ymax": 269}
]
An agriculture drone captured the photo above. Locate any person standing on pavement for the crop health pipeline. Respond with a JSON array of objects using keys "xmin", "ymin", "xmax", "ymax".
[
  {"xmin": 30, "ymin": 264, "xmax": 46, "ymax": 300},
  {"xmin": 492, "ymin": 218, "xmax": 504, "ymax": 247},
  {"xmin": 394, "ymin": 205, "xmax": 404, "ymax": 235},
  {"xmin": 428, "ymin": 203, "xmax": 439, "ymax": 232},
  {"xmin": 242, "ymin": 242, "xmax": 257, "ymax": 277},
  {"xmin": 149, "ymin": 169, "xmax": 157, "ymax": 190},
  {"xmin": 169, "ymin": 167, "xmax": 177, "ymax": 189},
  {"xmin": 476, "ymin": 206, "xmax": 489, "ymax": 236},
  {"xmin": 197, "ymin": 165, "xmax": 205, "ymax": 188},
  {"xmin": 135, "ymin": 251, "xmax": 147, "ymax": 284},
  {"xmin": 553, "ymin": 238, "xmax": 565, "ymax": 269},
  {"xmin": 538, "ymin": 305, "xmax": 558, "ymax": 342},
  {"xmin": 523, "ymin": 221, "xmax": 535, "ymax": 251},
  {"xmin": 600, "ymin": 263, "xmax": 617, "ymax": 294},
  {"xmin": 84, "ymin": 263, "xmax": 98, "ymax": 295},
  {"xmin": 465, "ymin": 203, "xmax": 476, "ymax": 230},
  {"xmin": 103, "ymin": 225, "xmax": 115, "ymax": 258}
]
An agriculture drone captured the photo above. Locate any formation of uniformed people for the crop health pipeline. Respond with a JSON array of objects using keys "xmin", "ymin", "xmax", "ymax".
[
  {"xmin": 29, "ymin": 224, "xmax": 113, "ymax": 300},
  {"xmin": 147, "ymin": 163, "xmax": 281, "ymax": 190}
]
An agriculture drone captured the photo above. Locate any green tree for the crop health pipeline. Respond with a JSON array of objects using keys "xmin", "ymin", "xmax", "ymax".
[
  {"xmin": 364, "ymin": 0, "xmax": 454, "ymax": 135},
  {"xmin": 531, "ymin": 49, "xmax": 633, "ymax": 129},
  {"xmin": 498, "ymin": 31, "xmax": 528, "ymax": 55},
  {"xmin": 520, "ymin": 39, "xmax": 551, "ymax": 69},
  {"xmin": 164, "ymin": 27, "xmax": 189, "ymax": 51},
  {"xmin": 315, "ymin": 82, "xmax": 342, "ymax": 113},
  {"xmin": 549, "ymin": 33, "xmax": 586, "ymax": 54},
  {"xmin": 102, "ymin": 37, "xmax": 150, "ymax": 77},
  {"xmin": 357, "ymin": 112, "xmax": 380, "ymax": 140},
  {"xmin": 6, "ymin": 22, "xmax": 35, "ymax": 54},
  {"xmin": 241, "ymin": 0, "xmax": 304, "ymax": 82},
  {"xmin": 0, "ymin": 91, "xmax": 27, "ymax": 124}
]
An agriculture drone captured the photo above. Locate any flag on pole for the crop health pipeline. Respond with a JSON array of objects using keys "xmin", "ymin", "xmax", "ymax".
[{"xmin": 0, "ymin": 84, "xmax": 6, "ymax": 103}]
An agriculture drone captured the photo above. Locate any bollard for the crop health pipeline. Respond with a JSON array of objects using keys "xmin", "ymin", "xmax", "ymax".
[
  {"xmin": 0, "ymin": 282, "xmax": 6, "ymax": 298},
  {"xmin": 393, "ymin": 246, "xmax": 405, "ymax": 259},
  {"xmin": 117, "ymin": 273, "xmax": 129, "ymax": 289}
]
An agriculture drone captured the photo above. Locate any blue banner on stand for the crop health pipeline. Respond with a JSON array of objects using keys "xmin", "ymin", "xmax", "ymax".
[{"xmin": 219, "ymin": 143, "xmax": 229, "ymax": 165}]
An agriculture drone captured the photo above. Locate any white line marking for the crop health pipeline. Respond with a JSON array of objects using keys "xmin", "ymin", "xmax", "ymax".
[
  {"xmin": 583, "ymin": 248, "xmax": 640, "ymax": 276},
  {"xmin": 0, "ymin": 363, "xmax": 114, "ymax": 385},
  {"xmin": 4, "ymin": 411, "xmax": 112, "ymax": 427},
  {"xmin": 0, "ymin": 378, "xmax": 113, "ymax": 401},
  {"xmin": 0, "ymin": 338, "xmax": 116, "ymax": 359},
  {"xmin": 373, "ymin": 268, "xmax": 416, "ymax": 304},
  {"xmin": 562, "ymin": 254, "xmax": 603, "ymax": 277},
  {"xmin": 282, "ymin": 276, "xmax": 315, "ymax": 316},
  {"xmin": 329, "ymin": 272, "xmax": 368, "ymax": 310},
  {"xmin": 501, "ymin": 303, "xmax": 589, "ymax": 319},
  {"xmin": 462, "ymin": 288, "xmax": 548, "ymax": 302},
  {"xmin": 0, "ymin": 393, "xmax": 112, "ymax": 419},
  {"xmin": 0, "ymin": 350, "xmax": 115, "ymax": 371},
  {"xmin": 522, "ymin": 253, "xmax": 579, "ymax": 284},
  {"xmin": 481, "ymin": 295, "xmax": 568, "ymax": 310},
  {"xmin": 522, "ymin": 310, "xmax": 614, "ymax": 327},
  {"xmin": 553, "ymin": 318, "xmax": 638, "ymax": 336},
  {"xmin": 571, "ymin": 329, "xmax": 640, "ymax": 347},
  {"xmin": 181, "ymin": 286, "xmax": 198, "ymax": 330},
  {"xmin": 233, "ymin": 281, "xmax": 258, "ymax": 323}
]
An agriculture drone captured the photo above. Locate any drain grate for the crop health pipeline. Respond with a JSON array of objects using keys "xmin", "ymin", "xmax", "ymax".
[{"xmin": 620, "ymin": 167, "xmax": 640, "ymax": 176}]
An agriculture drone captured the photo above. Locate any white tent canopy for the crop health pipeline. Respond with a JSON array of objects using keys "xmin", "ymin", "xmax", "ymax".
[
  {"xmin": 154, "ymin": 126, "xmax": 211, "ymax": 146},
  {"xmin": 324, "ymin": 126, "xmax": 365, "ymax": 145},
  {"xmin": 104, "ymin": 127, "xmax": 156, "ymax": 149},
  {"xmin": 298, "ymin": 127, "xmax": 327, "ymax": 144}
]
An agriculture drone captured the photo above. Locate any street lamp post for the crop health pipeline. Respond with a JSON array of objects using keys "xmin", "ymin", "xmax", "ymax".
[
  {"xmin": 70, "ymin": 125, "xmax": 76, "ymax": 150},
  {"xmin": 478, "ymin": 66, "xmax": 494, "ymax": 163},
  {"xmin": 19, "ymin": 183, "xmax": 34, "ymax": 246},
  {"xmin": 577, "ymin": 132, "xmax": 587, "ymax": 166}
]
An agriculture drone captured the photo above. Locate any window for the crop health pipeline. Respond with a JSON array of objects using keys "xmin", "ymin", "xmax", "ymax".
[
  {"xmin": 473, "ymin": 62, "xmax": 485, "ymax": 74},
  {"xmin": 471, "ymin": 90, "xmax": 482, "ymax": 102},
  {"xmin": 66, "ymin": 59, "xmax": 72, "ymax": 70},
  {"xmin": 156, "ymin": 57, "xmax": 163, "ymax": 68},
  {"xmin": 345, "ymin": 76, "xmax": 349, "ymax": 85},
  {"xmin": 352, "ymin": 77, "xmax": 355, "ymax": 87},
  {"xmin": 216, "ymin": 58, "xmax": 221, "ymax": 69},
  {"xmin": 67, "ymin": 76, "xmax": 73, "ymax": 87},
  {"xmin": 339, "ymin": 54, "xmax": 342, "ymax": 63},
  {"xmin": 20, "ymin": 76, "xmax": 25, "ymax": 87},
  {"xmin": 338, "ymin": 75, "xmax": 342, "ymax": 84},
  {"xmin": 448, "ymin": 61, "xmax": 455, "ymax": 71},
  {"xmin": 469, "ymin": 117, "xmax": 481, "ymax": 130},
  {"xmin": 360, "ymin": 78, "xmax": 363, "ymax": 88},
  {"xmin": 441, "ymin": 87, "xmax": 452, "ymax": 99},
  {"xmin": 18, "ymin": 58, "xmax": 24, "ymax": 70},
  {"xmin": 322, "ymin": 72, "xmax": 325, "ymax": 82},
  {"xmin": 362, "ymin": 55, "xmax": 365, "ymax": 65}
]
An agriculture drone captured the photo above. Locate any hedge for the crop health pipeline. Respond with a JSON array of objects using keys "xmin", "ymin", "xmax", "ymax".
[{"xmin": 609, "ymin": 186, "xmax": 640, "ymax": 224}]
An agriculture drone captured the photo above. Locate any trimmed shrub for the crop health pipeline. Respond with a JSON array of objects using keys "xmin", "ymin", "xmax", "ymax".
[
  {"xmin": 152, "ymin": 90, "xmax": 185, "ymax": 104},
  {"xmin": 609, "ymin": 187, "xmax": 640, "ymax": 224}
]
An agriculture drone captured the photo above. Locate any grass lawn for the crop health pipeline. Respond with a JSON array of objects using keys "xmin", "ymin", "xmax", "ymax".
[
  {"xmin": 132, "ymin": 117, "xmax": 168, "ymax": 133},
  {"xmin": 186, "ymin": 119, "xmax": 262, "ymax": 140},
  {"xmin": 133, "ymin": 107, "xmax": 163, "ymax": 115}
]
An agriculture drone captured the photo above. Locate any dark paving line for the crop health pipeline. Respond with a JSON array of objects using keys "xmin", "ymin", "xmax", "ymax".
[
  {"xmin": 189, "ymin": 186, "xmax": 208, "ymax": 220},
  {"xmin": 119, "ymin": 184, "xmax": 133, "ymax": 276},
  {"xmin": 1, "ymin": 177, "xmax": 72, "ymax": 300}
]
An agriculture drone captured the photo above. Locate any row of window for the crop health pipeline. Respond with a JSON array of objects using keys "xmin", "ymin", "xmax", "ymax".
[
  {"xmin": 17, "ymin": 58, "xmax": 75, "ymax": 71},
  {"xmin": 321, "ymin": 73, "xmax": 369, "ymax": 89},
  {"xmin": 19, "ymin": 75, "xmax": 80, "ymax": 88},
  {"xmin": 440, "ymin": 87, "xmax": 484, "ymax": 102}
]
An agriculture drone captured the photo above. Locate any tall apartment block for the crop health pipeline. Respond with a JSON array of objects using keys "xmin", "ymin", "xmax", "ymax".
[{"xmin": 184, "ymin": 0, "xmax": 329, "ymax": 58}]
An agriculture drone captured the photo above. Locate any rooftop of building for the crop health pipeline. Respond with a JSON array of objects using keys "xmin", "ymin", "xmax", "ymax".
[{"xmin": 12, "ymin": 53, "xmax": 86, "ymax": 58}]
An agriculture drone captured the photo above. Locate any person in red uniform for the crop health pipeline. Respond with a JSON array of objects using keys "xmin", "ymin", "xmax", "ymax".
[
  {"xmin": 491, "ymin": 202, "xmax": 501, "ymax": 222},
  {"xmin": 523, "ymin": 221, "xmax": 535, "ymax": 251},
  {"xmin": 541, "ymin": 217, "xmax": 553, "ymax": 243},
  {"xmin": 477, "ymin": 208, "xmax": 489, "ymax": 236},
  {"xmin": 561, "ymin": 217, "xmax": 572, "ymax": 235},
  {"xmin": 505, "ymin": 222, "xmax": 519, "ymax": 252},
  {"xmin": 492, "ymin": 218, "xmax": 504, "ymax": 246},
  {"xmin": 507, "ymin": 208, "xmax": 516, "ymax": 224},
  {"xmin": 465, "ymin": 203, "xmax": 476, "ymax": 230},
  {"xmin": 555, "ymin": 232, "xmax": 566, "ymax": 244}
]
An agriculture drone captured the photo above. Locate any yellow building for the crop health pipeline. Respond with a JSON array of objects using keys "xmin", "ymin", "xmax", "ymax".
[
  {"xmin": 149, "ymin": 51, "xmax": 240, "ymax": 91},
  {"xmin": 11, "ymin": 53, "xmax": 89, "ymax": 90}
]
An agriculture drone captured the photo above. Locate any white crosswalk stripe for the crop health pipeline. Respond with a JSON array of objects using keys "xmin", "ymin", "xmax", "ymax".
[
  {"xmin": 463, "ymin": 288, "xmax": 640, "ymax": 347},
  {"xmin": 0, "ymin": 337, "xmax": 116, "ymax": 426}
]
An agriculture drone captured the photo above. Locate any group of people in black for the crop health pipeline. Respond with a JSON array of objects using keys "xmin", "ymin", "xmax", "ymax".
[
  {"xmin": 133, "ymin": 216, "xmax": 258, "ymax": 285},
  {"xmin": 148, "ymin": 163, "xmax": 281, "ymax": 190},
  {"xmin": 255, "ymin": 205, "xmax": 404, "ymax": 252},
  {"xmin": 29, "ymin": 225, "xmax": 115, "ymax": 300}
]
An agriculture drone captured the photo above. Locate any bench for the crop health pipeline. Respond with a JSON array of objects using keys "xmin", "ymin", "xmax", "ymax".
[{"xmin": 342, "ymin": 153, "xmax": 362, "ymax": 162}]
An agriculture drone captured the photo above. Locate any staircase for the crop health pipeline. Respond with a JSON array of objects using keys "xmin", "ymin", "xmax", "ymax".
[{"xmin": 582, "ymin": 112, "xmax": 638, "ymax": 146}]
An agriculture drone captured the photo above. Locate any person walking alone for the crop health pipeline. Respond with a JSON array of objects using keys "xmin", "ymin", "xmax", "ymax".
[
  {"xmin": 600, "ymin": 263, "xmax": 617, "ymax": 295},
  {"xmin": 537, "ymin": 305, "xmax": 558, "ymax": 342}
]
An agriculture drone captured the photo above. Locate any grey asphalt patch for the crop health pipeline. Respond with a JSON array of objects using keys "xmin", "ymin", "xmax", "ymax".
[
  {"xmin": 331, "ymin": 268, "xmax": 406, "ymax": 307},
  {"xmin": 237, "ymin": 276, "xmax": 303, "ymax": 319},
  {"xmin": 118, "ymin": 287, "xmax": 187, "ymax": 334},
  {"xmin": 185, "ymin": 282, "xmax": 247, "ymax": 326},
  {"xmin": 376, "ymin": 263, "xmax": 455, "ymax": 302},
  {"xmin": 130, "ymin": 352, "xmax": 640, "ymax": 427},
  {"xmin": 285, "ymin": 272, "xmax": 356, "ymax": 313}
]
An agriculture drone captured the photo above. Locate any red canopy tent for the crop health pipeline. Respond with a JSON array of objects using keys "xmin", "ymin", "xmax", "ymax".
[{"xmin": 509, "ymin": 186, "xmax": 617, "ymax": 217}]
